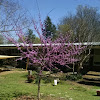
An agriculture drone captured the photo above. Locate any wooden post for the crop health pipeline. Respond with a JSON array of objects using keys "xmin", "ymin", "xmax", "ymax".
[
  {"xmin": 28, "ymin": 70, "xmax": 32, "ymax": 76},
  {"xmin": 26, "ymin": 58, "xmax": 29, "ymax": 71}
]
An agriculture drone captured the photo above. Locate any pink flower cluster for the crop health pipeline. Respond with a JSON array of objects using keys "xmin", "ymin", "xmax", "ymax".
[{"xmin": 2, "ymin": 18, "xmax": 86, "ymax": 71}]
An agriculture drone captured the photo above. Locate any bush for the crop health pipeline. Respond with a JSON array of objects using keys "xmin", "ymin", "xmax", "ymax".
[
  {"xmin": 51, "ymin": 68, "xmax": 60, "ymax": 73},
  {"xmin": 34, "ymin": 75, "xmax": 39, "ymax": 84},
  {"xmin": 3, "ymin": 58, "xmax": 17, "ymax": 67},
  {"xmin": 34, "ymin": 73, "xmax": 53, "ymax": 84},
  {"xmin": 66, "ymin": 74, "xmax": 82, "ymax": 81},
  {"xmin": 42, "ymin": 76, "xmax": 53, "ymax": 83},
  {"xmin": 27, "ymin": 75, "xmax": 35, "ymax": 83}
]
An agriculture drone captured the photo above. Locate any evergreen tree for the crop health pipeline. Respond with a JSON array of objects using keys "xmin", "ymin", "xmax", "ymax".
[
  {"xmin": 0, "ymin": 35, "xmax": 4, "ymax": 44},
  {"xmin": 43, "ymin": 16, "xmax": 56, "ymax": 39},
  {"xmin": 26, "ymin": 29, "xmax": 35, "ymax": 43},
  {"xmin": 18, "ymin": 29, "xmax": 41, "ymax": 44}
]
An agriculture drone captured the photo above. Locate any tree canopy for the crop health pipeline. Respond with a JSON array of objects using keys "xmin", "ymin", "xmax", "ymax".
[
  {"xmin": 18, "ymin": 29, "xmax": 41, "ymax": 44},
  {"xmin": 58, "ymin": 5, "xmax": 100, "ymax": 42},
  {"xmin": 0, "ymin": 35, "xmax": 4, "ymax": 44},
  {"xmin": 43, "ymin": 16, "xmax": 56, "ymax": 39}
]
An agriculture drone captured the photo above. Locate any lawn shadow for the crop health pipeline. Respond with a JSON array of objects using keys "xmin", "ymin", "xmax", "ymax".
[
  {"xmin": 93, "ymin": 95, "xmax": 100, "ymax": 96},
  {"xmin": 78, "ymin": 81, "xmax": 100, "ymax": 86}
]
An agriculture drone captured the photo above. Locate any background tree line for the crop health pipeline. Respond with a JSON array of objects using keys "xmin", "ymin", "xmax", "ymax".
[
  {"xmin": 1, "ymin": 1, "xmax": 100, "ymax": 43},
  {"xmin": 58, "ymin": 5, "xmax": 100, "ymax": 42},
  {"xmin": 23, "ymin": 5, "xmax": 100, "ymax": 43}
]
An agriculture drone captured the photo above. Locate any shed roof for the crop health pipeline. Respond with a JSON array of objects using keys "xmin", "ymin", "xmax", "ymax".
[
  {"xmin": 0, "ymin": 42, "xmax": 100, "ymax": 47},
  {"xmin": 0, "ymin": 42, "xmax": 100, "ymax": 48}
]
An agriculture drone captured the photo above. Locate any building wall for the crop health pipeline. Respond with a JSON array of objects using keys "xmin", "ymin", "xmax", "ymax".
[{"xmin": 93, "ymin": 49, "xmax": 100, "ymax": 66}]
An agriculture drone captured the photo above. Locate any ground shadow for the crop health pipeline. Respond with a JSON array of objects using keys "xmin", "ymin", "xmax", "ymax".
[
  {"xmin": 93, "ymin": 95, "xmax": 100, "ymax": 97},
  {"xmin": 78, "ymin": 81, "xmax": 100, "ymax": 86}
]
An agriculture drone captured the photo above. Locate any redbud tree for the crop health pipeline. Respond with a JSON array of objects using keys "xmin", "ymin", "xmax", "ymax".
[{"xmin": 2, "ymin": 17, "xmax": 86, "ymax": 100}]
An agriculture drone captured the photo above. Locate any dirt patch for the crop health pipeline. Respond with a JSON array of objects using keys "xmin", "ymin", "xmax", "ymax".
[
  {"xmin": 13, "ymin": 95, "xmax": 67, "ymax": 100},
  {"xmin": 0, "ymin": 70, "xmax": 27, "ymax": 75},
  {"xmin": 13, "ymin": 96, "xmax": 35, "ymax": 100}
]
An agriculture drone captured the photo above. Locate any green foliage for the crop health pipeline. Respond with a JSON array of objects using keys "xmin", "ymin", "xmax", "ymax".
[
  {"xmin": 42, "ymin": 76, "xmax": 53, "ymax": 83},
  {"xmin": 43, "ymin": 16, "xmax": 56, "ymax": 39},
  {"xmin": 52, "ymin": 68, "xmax": 60, "ymax": 73},
  {"xmin": 26, "ymin": 29, "xmax": 35, "ymax": 43},
  {"xmin": 27, "ymin": 75, "xmax": 35, "ymax": 83},
  {"xmin": 34, "ymin": 73, "xmax": 39, "ymax": 84},
  {"xmin": 66, "ymin": 74, "xmax": 82, "ymax": 81},
  {"xmin": 0, "ymin": 34, "xmax": 4, "ymax": 44},
  {"xmin": 2, "ymin": 58, "xmax": 17, "ymax": 67},
  {"xmin": 34, "ymin": 37, "xmax": 41, "ymax": 44},
  {"xmin": 58, "ymin": 24, "xmax": 71, "ymax": 34},
  {"xmin": 18, "ymin": 35, "xmax": 26, "ymax": 43},
  {"xmin": 18, "ymin": 29, "xmax": 41, "ymax": 44}
]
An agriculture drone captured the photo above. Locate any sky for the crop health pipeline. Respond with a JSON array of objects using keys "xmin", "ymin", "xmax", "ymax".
[{"xmin": 19, "ymin": 0, "xmax": 100, "ymax": 26}]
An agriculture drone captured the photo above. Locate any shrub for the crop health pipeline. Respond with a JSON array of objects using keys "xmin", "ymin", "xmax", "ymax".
[
  {"xmin": 35, "ymin": 74, "xmax": 53, "ymax": 84},
  {"xmin": 42, "ymin": 76, "xmax": 53, "ymax": 83},
  {"xmin": 3, "ymin": 58, "xmax": 17, "ymax": 67},
  {"xmin": 66, "ymin": 74, "xmax": 82, "ymax": 81},
  {"xmin": 27, "ymin": 75, "xmax": 35, "ymax": 83}
]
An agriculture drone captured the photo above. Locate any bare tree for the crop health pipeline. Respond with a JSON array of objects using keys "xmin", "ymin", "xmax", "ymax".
[
  {"xmin": 0, "ymin": 0, "xmax": 32, "ymax": 43},
  {"xmin": 58, "ymin": 5, "xmax": 100, "ymax": 73},
  {"xmin": 59, "ymin": 5, "xmax": 100, "ymax": 42}
]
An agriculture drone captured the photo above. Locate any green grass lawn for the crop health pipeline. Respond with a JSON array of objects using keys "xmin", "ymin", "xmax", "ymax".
[{"xmin": 0, "ymin": 71, "xmax": 100, "ymax": 100}]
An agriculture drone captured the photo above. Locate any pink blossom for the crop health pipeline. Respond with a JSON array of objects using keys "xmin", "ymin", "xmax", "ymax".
[{"xmin": 1, "ymin": 18, "xmax": 86, "ymax": 72}]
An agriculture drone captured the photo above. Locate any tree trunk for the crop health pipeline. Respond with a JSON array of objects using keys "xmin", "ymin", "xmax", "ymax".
[
  {"xmin": 73, "ymin": 62, "xmax": 75, "ymax": 74},
  {"xmin": 37, "ymin": 67, "xmax": 42, "ymax": 100},
  {"xmin": 77, "ymin": 48, "xmax": 91, "ymax": 74},
  {"xmin": 77, "ymin": 62, "xmax": 82, "ymax": 74},
  {"xmin": 37, "ymin": 74, "xmax": 41, "ymax": 100},
  {"xmin": 26, "ymin": 57, "xmax": 29, "ymax": 71}
]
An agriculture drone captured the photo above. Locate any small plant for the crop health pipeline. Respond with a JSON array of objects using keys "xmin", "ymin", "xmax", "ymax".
[
  {"xmin": 66, "ymin": 74, "xmax": 82, "ymax": 81},
  {"xmin": 27, "ymin": 75, "xmax": 35, "ymax": 83},
  {"xmin": 52, "ymin": 68, "xmax": 60, "ymax": 73},
  {"xmin": 96, "ymin": 90, "xmax": 100, "ymax": 96},
  {"xmin": 43, "ymin": 76, "xmax": 53, "ymax": 83},
  {"xmin": 35, "ymin": 75, "xmax": 39, "ymax": 84}
]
